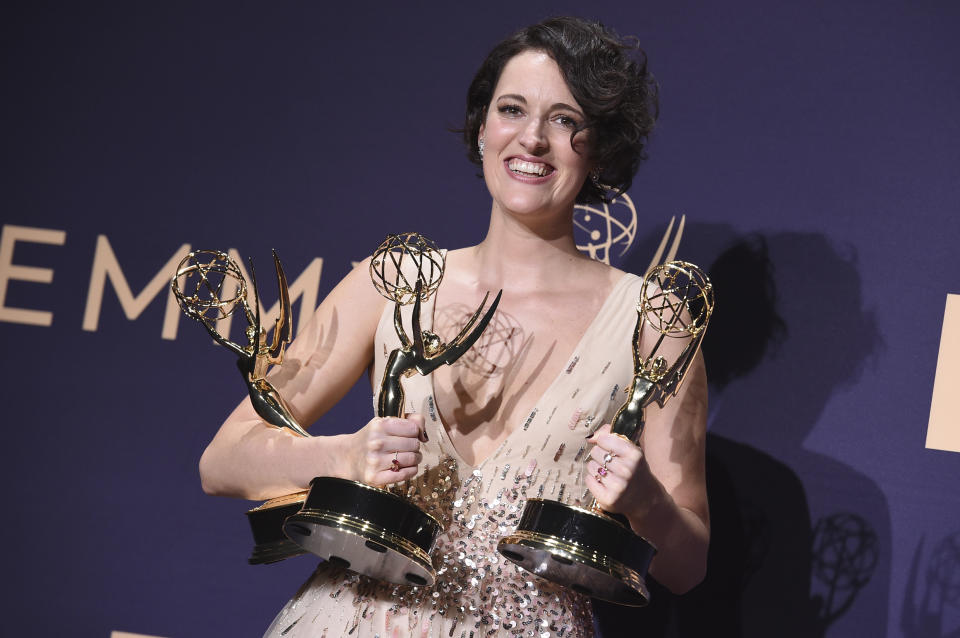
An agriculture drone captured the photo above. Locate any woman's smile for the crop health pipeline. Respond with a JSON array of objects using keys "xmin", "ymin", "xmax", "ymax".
[{"xmin": 505, "ymin": 156, "xmax": 556, "ymax": 181}]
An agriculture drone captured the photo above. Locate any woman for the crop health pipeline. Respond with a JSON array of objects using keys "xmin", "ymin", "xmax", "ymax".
[{"xmin": 200, "ymin": 17, "xmax": 708, "ymax": 637}]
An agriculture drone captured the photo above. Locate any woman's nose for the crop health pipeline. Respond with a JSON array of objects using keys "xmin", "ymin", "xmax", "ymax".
[{"xmin": 518, "ymin": 118, "xmax": 548, "ymax": 153}]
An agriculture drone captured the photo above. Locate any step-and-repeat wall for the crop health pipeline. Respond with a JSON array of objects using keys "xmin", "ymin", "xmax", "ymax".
[{"xmin": 2, "ymin": 2, "xmax": 958, "ymax": 637}]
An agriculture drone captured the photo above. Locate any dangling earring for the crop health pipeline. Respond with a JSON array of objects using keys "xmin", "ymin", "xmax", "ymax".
[
  {"xmin": 478, "ymin": 138, "xmax": 485, "ymax": 160},
  {"xmin": 590, "ymin": 167, "xmax": 602, "ymax": 185}
]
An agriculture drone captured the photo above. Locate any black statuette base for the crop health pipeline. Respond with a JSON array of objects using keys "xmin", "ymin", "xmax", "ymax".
[
  {"xmin": 246, "ymin": 498, "xmax": 308, "ymax": 565},
  {"xmin": 497, "ymin": 498, "xmax": 656, "ymax": 606},
  {"xmin": 283, "ymin": 476, "xmax": 441, "ymax": 586}
]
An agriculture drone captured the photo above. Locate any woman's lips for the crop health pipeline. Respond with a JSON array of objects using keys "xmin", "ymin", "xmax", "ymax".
[{"xmin": 504, "ymin": 157, "xmax": 555, "ymax": 183}]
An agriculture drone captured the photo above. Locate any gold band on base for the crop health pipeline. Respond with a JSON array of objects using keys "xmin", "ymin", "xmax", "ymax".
[
  {"xmin": 247, "ymin": 490, "xmax": 309, "ymax": 512},
  {"xmin": 290, "ymin": 507, "xmax": 433, "ymax": 568},
  {"xmin": 498, "ymin": 529, "xmax": 649, "ymax": 605},
  {"xmin": 284, "ymin": 505, "xmax": 436, "ymax": 586},
  {"xmin": 497, "ymin": 498, "xmax": 655, "ymax": 606}
]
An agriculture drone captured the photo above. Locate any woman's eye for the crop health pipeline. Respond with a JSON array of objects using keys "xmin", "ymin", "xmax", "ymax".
[
  {"xmin": 498, "ymin": 104, "xmax": 523, "ymax": 116},
  {"xmin": 554, "ymin": 114, "xmax": 579, "ymax": 129}
]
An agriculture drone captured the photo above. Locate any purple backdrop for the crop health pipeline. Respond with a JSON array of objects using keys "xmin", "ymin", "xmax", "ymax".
[{"xmin": 2, "ymin": 2, "xmax": 959, "ymax": 637}]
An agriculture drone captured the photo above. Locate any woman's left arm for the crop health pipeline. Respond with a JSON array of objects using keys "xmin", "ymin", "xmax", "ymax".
[{"xmin": 586, "ymin": 352, "xmax": 709, "ymax": 594}]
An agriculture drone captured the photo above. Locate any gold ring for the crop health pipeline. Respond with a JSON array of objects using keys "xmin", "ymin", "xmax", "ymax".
[{"xmin": 390, "ymin": 451, "xmax": 401, "ymax": 472}]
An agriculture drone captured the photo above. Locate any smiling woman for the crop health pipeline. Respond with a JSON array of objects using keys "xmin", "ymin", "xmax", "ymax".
[
  {"xmin": 479, "ymin": 51, "xmax": 595, "ymax": 222},
  {"xmin": 198, "ymin": 16, "xmax": 707, "ymax": 638},
  {"xmin": 462, "ymin": 16, "xmax": 659, "ymax": 206}
]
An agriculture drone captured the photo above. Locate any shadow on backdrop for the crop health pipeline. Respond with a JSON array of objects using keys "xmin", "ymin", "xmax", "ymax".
[
  {"xmin": 902, "ymin": 531, "xmax": 960, "ymax": 638},
  {"xmin": 594, "ymin": 225, "xmax": 888, "ymax": 638}
]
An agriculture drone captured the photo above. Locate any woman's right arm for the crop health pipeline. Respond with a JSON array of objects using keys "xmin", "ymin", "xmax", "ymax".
[{"xmin": 198, "ymin": 257, "xmax": 422, "ymax": 501}]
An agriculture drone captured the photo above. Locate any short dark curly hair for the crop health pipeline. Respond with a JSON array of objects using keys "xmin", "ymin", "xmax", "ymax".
[{"xmin": 461, "ymin": 16, "xmax": 659, "ymax": 204}]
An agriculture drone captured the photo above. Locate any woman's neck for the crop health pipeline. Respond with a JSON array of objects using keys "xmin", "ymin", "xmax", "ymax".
[{"xmin": 468, "ymin": 203, "xmax": 591, "ymax": 293}]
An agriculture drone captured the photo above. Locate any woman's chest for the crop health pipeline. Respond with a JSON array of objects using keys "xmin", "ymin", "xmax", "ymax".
[{"xmin": 428, "ymin": 295, "xmax": 603, "ymax": 466}]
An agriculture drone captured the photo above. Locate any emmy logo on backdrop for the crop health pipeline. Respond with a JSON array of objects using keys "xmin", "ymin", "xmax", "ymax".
[
  {"xmin": 282, "ymin": 232, "xmax": 502, "ymax": 586},
  {"xmin": 171, "ymin": 249, "xmax": 310, "ymax": 564},
  {"xmin": 573, "ymin": 193, "xmax": 638, "ymax": 265},
  {"xmin": 497, "ymin": 260, "xmax": 714, "ymax": 605}
]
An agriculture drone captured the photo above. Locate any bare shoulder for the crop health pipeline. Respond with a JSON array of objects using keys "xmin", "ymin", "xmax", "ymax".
[
  {"xmin": 440, "ymin": 246, "xmax": 474, "ymax": 272},
  {"xmin": 306, "ymin": 255, "xmax": 387, "ymax": 353},
  {"xmin": 266, "ymin": 255, "xmax": 388, "ymax": 422},
  {"xmin": 576, "ymin": 256, "xmax": 631, "ymax": 294},
  {"xmin": 293, "ymin": 255, "xmax": 387, "ymax": 346},
  {"xmin": 333, "ymin": 255, "xmax": 389, "ymax": 304}
]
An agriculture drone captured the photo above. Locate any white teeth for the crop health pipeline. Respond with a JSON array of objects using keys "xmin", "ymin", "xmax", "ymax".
[{"xmin": 508, "ymin": 159, "xmax": 549, "ymax": 176}]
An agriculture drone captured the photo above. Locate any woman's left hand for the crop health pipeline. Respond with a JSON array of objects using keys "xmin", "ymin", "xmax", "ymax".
[{"xmin": 584, "ymin": 424, "xmax": 667, "ymax": 521}]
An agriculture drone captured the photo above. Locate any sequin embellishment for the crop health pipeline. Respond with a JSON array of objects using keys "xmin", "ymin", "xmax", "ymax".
[{"xmin": 266, "ymin": 450, "xmax": 594, "ymax": 637}]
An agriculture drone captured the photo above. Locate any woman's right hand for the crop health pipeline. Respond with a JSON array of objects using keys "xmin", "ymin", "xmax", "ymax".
[{"xmin": 345, "ymin": 414, "xmax": 426, "ymax": 486}]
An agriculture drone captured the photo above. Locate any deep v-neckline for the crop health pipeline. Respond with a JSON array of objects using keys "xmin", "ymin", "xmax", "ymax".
[{"xmin": 428, "ymin": 272, "xmax": 633, "ymax": 470}]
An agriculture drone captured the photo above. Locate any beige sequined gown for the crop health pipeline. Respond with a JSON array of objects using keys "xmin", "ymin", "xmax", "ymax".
[{"xmin": 265, "ymin": 272, "xmax": 644, "ymax": 638}]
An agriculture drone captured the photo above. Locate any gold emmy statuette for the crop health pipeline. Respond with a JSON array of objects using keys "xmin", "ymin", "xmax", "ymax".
[
  {"xmin": 497, "ymin": 261, "xmax": 714, "ymax": 605},
  {"xmin": 283, "ymin": 233, "xmax": 502, "ymax": 586},
  {"xmin": 172, "ymin": 249, "xmax": 310, "ymax": 565}
]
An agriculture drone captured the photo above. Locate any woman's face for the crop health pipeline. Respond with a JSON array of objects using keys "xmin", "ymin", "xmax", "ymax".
[{"xmin": 480, "ymin": 50, "xmax": 592, "ymax": 220}]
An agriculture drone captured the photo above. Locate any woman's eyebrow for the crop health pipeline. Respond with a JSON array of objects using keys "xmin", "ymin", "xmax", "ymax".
[
  {"xmin": 552, "ymin": 102, "xmax": 584, "ymax": 116},
  {"xmin": 497, "ymin": 94, "xmax": 583, "ymax": 116}
]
